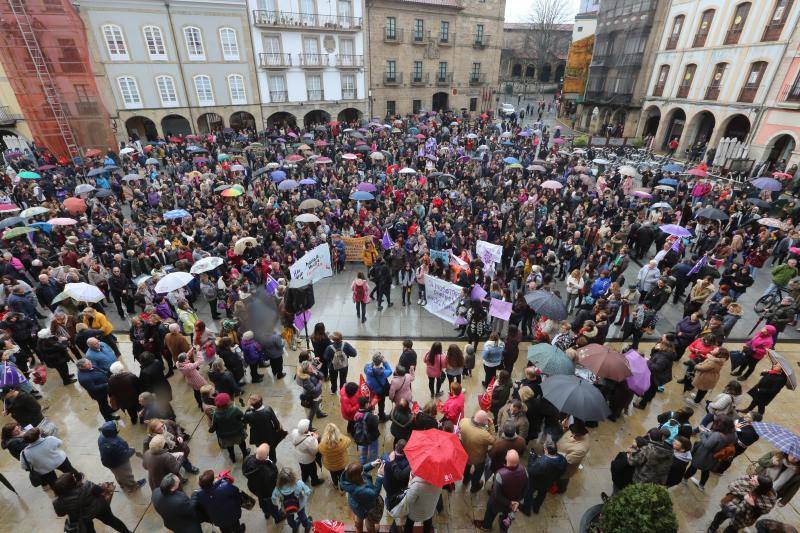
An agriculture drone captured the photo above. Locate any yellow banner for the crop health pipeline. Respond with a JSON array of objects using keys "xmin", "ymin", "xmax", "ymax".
[{"xmin": 341, "ymin": 236, "xmax": 373, "ymax": 262}]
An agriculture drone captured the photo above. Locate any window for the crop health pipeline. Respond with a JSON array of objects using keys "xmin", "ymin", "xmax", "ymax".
[
  {"xmin": 219, "ymin": 28, "xmax": 240, "ymax": 61},
  {"xmin": 786, "ymin": 72, "xmax": 800, "ymax": 101},
  {"xmin": 739, "ymin": 61, "xmax": 767, "ymax": 102},
  {"xmin": 676, "ymin": 64, "xmax": 696, "ymax": 98},
  {"xmin": 102, "ymin": 24, "xmax": 128, "ymax": 60},
  {"xmin": 386, "ymin": 17, "xmax": 396, "ymax": 39},
  {"xmin": 577, "ymin": 26, "xmax": 583, "ymax": 32},
  {"xmin": 471, "ymin": 62, "xmax": 481, "ymax": 77},
  {"xmin": 299, "ymin": 0, "xmax": 316, "ymax": 25},
  {"xmin": 412, "ymin": 60, "xmax": 423, "ymax": 82},
  {"xmin": 438, "ymin": 61, "xmax": 447, "ymax": 79},
  {"xmin": 440, "ymin": 21, "xmax": 449, "ymax": 43},
  {"xmin": 258, "ymin": 0, "xmax": 276, "ymax": 10},
  {"xmin": 143, "ymin": 26, "xmax": 167, "ymax": 60},
  {"xmin": 414, "ymin": 19, "xmax": 424, "ymax": 42},
  {"xmin": 228, "ymin": 74, "xmax": 246, "ymax": 104},
  {"xmin": 693, "ymin": 10, "xmax": 714, "ymax": 47},
  {"xmin": 194, "ymin": 75, "xmax": 214, "ymax": 105},
  {"xmin": 337, "ymin": 0, "xmax": 352, "ymax": 18},
  {"xmin": 653, "ymin": 64, "xmax": 669, "ymax": 96},
  {"xmin": 339, "ymin": 38, "xmax": 355, "ymax": 66},
  {"xmin": 666, "ymin": 15, "xmax": 684, "ymax": 49},
  {"xmin": 341, "ymin": 73, "xmax": 355, "ymax": 99},
  {"xmin": 525, "ymin": 65, "xmax": 535, "ymax": 78},
  {"xmin": 268, "ymin": 75, "xmax": 287, "ymax": 102},
  {"xmin": 306, "ymin": 73, "xmax": 323, "ymax": 100},
  {"xmin": 412, "ymin": 99, "xmax": 422, "ymax": 114},
  {"xmin": 58, "ymin": 38, "xmax": 84, "ymax": 73},
  {"xmin": 117, "ymin": 76, "xmax": 141, "ymax": 108},
  {"xmin": 475, "ymin": 24, "xmax": 484, "ymax": 44},
  {"xmin": 386, "ymin": 100, "xmax": 396, "ymax": 116},
  {"xmin": 469, "ymin": 97, "xmax": 477, "ymax": 112},
  {"xmin": 512, "ymin": 64, "xmax": 522, "ymax": 77},
  {"xmin": 705, "ymin": 63, "xmax": 727, "ymax": 100},
  {"xmin": 156, "ymin": 75, "xmax": 178, "ymax": 106},
  {"xmin": 763, "ymin": 0, "xmax": 794, "ymax": 41},
  {"xmin": 184, "ymin": 27, "xmax": 205, "ymax": 60},
  {"xmin": 386, "ymin": 60, "xmax": 397, "ymax": 82},
  {"xmin": 303, "ymin": 37, "xmax": 319, "ymax": 54},
  {"xmin": 725, "ymin": 3, "xmax": 750, "ymax": 45}
]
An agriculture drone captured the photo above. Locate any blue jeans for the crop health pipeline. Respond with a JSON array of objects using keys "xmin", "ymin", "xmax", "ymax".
[
  {"xmin": 287, "ymin": 509, "xmax": 311, "ymax": 531},
  {"xmin": 762, "ymin": 282, "xmax": 777, "ymax": 298},
  {"xmin": 359, "ymin": 440, "xmax": 379, "ymax": 464}
]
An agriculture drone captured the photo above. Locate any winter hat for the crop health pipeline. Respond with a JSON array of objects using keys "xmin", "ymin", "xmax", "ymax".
[
  {"xmin": 242, "ymin": 331, "xmax": 254, "ymax": 341},
  {"xmin": 214, "ymin": 392, "xmax": 231, "ymax": 408},
  {"xmin": 297, "ymin": 418, "xmax": 310, "ymax": 433},
  {"xmin": 37, "ymin": 328, "xmax": 52, "ymax": 340}
]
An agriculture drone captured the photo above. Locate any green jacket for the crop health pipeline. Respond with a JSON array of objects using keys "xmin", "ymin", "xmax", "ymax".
[
  {"xmin": 770, "ymin": 264, "xmax": 797, "ymax": 287},
  {"xmin": 211, "ymin": 406, "xmax": 245, "ymax": 439},
  {"xmin": 753, "ymin": 451, "xmax": 800, "ymax": 505}
]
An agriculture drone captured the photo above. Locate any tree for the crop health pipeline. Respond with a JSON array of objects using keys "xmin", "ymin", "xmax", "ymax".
[{"xmin": 524, "ymin": 0, "xmax": 571, "ymax": 91}]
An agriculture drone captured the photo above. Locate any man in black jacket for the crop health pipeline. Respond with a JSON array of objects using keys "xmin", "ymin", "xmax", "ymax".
[
  {"xmin": 372, "ymin": 258, "xmax": 393, "ymax": 310},
  {"xmin": 382, "ymin": 440, "xmax": 411, "ymax": 509},
  {"xmin": 243, "ymin": 394, "xmax": 283, "ymax": 463},
  {"xmin": 520, "ymin": 442, "xmax": 567, "ymax": 515},
  {"xmin": 107, "ymin": 267, "xmax": 133, "ymax": 319},
  {"xmin": 76, "ymin": 359, "xmax": 119, "ymax": 422},
  {"xmin": 242, "ymin": 443, "xmax": 285, "ymax": 525},
  {"xmin": 152, "ymin": 473, "xmax": 203, "ymax": 533}
]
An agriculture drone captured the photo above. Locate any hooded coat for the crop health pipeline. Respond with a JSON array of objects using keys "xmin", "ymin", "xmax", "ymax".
[
  {"xmin": 692, "ymin": 353, "xmax": 726, "ymax": 391},
  {"xmin": 97, "ymin": 421, "xmax": 136, "ymax": 469},
  {"xmin": 627, "ymin": 440, "xmax": 674, "ymax": 484}
]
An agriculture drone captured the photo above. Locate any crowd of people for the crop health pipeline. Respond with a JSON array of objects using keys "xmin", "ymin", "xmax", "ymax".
[{"xmin": 0, "ymin": 104, "xmax": 799, "ymax": 533}]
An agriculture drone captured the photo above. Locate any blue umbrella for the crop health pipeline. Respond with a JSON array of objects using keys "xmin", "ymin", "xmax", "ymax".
[
  {"xmin": 28, "ymin": 222, "xmax": 52, "ymax": 233},
  {"xmin": 503, "ymin": 157, "xmax": 519, "ymax": 164},
  {"xmin": 186, "ymin": 146, "xmax": 207, "ymax": 153},
  {"xmin": 662, "ymin": 163, "xmax": 684, "ymax": 173},
  {"xmin": 752, "ymin": 423, "xmax": 800, "ymax": 457},
  {"xmin": 103, "ymin": 164, "xmax": 119, "ymax": 171},
  {"xmin": 501, "ymin": 141, "xmax": 514, "ymax": 146},
  {"xmin": 658, "ymin": 178, "xmax": 678, "ymax": 186},
  {"xmin": 299, "ymin": 178, "xmax": 317, "ymax": 185},
  {"xmin": 751, "ymin": 177, "xmax": 782, "ymax": 191},
  {"xmin": 87, "ymin": 167, "xmax": 109, "ymax": 177},
  {"xmin": 350, "ymin": 191, "xmax": 374, "ymax": 201},
  {"xmin": 527, "ymin": 344, "xmax": 574, "ymax": 375},
  {"xmin": 278, "ymin": 179, "xmax": 298, "ymax": 191},
  {"xmin": 270, "ymin": 170, "xmax": 287, "ymax": 182},
  {"xmin": 163, "ymin": 209, "xmax": 191, "ymax": 220}
]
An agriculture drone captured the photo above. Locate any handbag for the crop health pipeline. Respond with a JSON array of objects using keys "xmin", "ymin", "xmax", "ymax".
[
  {"xmin": 365, "ymin": 493, "xmax": 385, "ymax": 524},
  {"xmin": 21, "ymin": 451, "xmax": 44, "ymax": 487},
  {"xmin": 240, "ymin": 491, "xmax": 256, "ymax": 510}
]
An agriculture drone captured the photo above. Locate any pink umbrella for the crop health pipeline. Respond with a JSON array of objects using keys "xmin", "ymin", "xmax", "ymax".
[
  {"xmin": 342, "ymin": 153, "xmax": 358, "ymax": 160},
  {"xmin": 686, "ymin": 168, "xmax": 707, "ymax": 177},
  {"xmin": 632, "ymin": 190, "xmax": 653, "ymax": 199},
  {"xmin": 624, "ymin": 350, "xmax": 651, "ymax": 396},
  {"xmin": 541, "ymin": 180, "xmax": 563, "ymax": 189},
  {"xmin": 314, "ymin": 139, "xmax": 328, "ymax": 147},
  {"xmin": 315, "ymin": 157, "xmax": 333, "ymax": 164},
  {"xmin": 286, "ymin": 154, "xmax": 304, "ymax": 162},
  {"xmin": 552, "ymin": 137, "xmax": 566, "ymax": 144},
  {"xmin": 47, "ymin": 217, "xmax": 79, "ymax": 226}
]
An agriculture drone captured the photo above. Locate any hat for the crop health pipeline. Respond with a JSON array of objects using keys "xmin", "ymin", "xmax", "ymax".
[
  {"xmin": 214, "ymin": 393, "xmax": 231, "ymax": 408},
  {"xmin": 242, "ymin": 331, "xmax": 254, "ymax": 341},
  {"xmin": 297, "ymin": 418, "xmax": 310, "ymax": 433},
  {"xmin": 37, "ymin": 328, "xmax": 52, "ymax": 340}
]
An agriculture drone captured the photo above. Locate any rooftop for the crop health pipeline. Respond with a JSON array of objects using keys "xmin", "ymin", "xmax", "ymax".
[
  {"xmin": 504, "ymin": 22, "xmax": 574, "ymax": 31},
  {"xmin": 392, "ymin": 0, "xmax": 464, "ymax": 8}
]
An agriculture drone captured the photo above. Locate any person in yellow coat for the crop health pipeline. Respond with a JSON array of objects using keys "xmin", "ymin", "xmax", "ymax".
[
  {"xmin": 362, "ymin": 241, "xmax": 379, "ymax": 268},
  {"xmin": 556, "ymin": 419, "xmax": 590, "ymax": 492},
  {"xmin": 82, "ymin": 307, "xmax": 121, "ymax": 356}
]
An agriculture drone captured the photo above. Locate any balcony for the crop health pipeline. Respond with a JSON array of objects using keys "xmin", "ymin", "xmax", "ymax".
[
  {"xmin": 692, "ymin": 30, "xmax": 709, "ymax": 48},
  {"xmin": 0, "ymin": 106, "xmax": 20, "ymax": 125},
  {"xmin": 410, "ymin": 72, "xmax": 429, "ymax": 85},
  {"xmin": 724, "ymin": 28, "xmax": 742, "ymax": 45},
  {"xmin": 383, "ymin": 72, "xmax": 402, "ymax": 85},
  {"xmin": 738, "ymin": 85, "xmax": 759, "ymax": 103},
  {"xmin": 472, "ymin": 34, "xmax": 490, "ymax": 48},
  {"xmin": 676, "ymin": 82, "xmax": 691, "ymax": 99},
  {"xmin": 259, "ymin": 52, "xmax": 292, "ymax": 69},
  {"xmin": 252, "ymin": 10, "xmax": 361, "ymax": 31},
  {"xmin": 438, "ymin": 32, "xmax": 454, "ymax": 45},
  {"xmin": 341, "ymin": 89, "xmax": 357, "ymax": 100},
  {"xmin": 435, "ymin": 72, "xmax": 453, "ymax": 86},
  {"xmin": 411, "ymin": 30, "xmax": 430, "ymax": 44},
  {"xmin": 469, "ymin": 73, "xmax": 486, "ymax": 85},
  {"xmin": 270, "ymin": 91, "xmax": 288, "ymax": 103},
  {"xmin": 384, "ymin": 27, "xmax": 404, "ymax": 43},
  {"xmin": 781, "ymin": 81, "xmax": 800, "ymax": 102},
  {"xmin": 337, "ymin": 54, "xmax": 363, "ymax": 68},
  {"xmin": 307, "ymin": 89, "xmax": 324, "ymax": 101},
  {"xmin": 762, "ymin": 22, "xmax": 785, "ymax": 42},
  {"xmin": 704, "ymin": 84, "xmax": 720, "ymax": 101},
  {"xmin": 74, "ymin": 101, "xmax": 100, "ymax": 116},
  {"xmin": 665, "ymin": 34, "xmax": 679, "ymax": 50},
  {"xmin": 298, "ymin": 53, "xmax": 329, "ymax": 68}
]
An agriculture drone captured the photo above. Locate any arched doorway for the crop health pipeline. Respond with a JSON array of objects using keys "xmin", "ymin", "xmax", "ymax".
[
  {"xmin": 687, "ymin": 111, "xmax": 715, "ymax": 147},
  {"xmin": 0, "ymin": 129, "xmax": 29, "ymax": 153},
  {"xmin": 611, "ymin": 108, "xmax": 627, "ymax": 131},
  {"xmin": 266, "ymin": 112, "xmax": 297, "ymax": 129},
  {"xmin": 581, "ymin": 109, "xmax": 593, "ymax": 130},
  {"xmin": 539, "ymin": 64, "xmax": 552, "ymax": 82},
  {"xmin": 197, "ymin": 113, "xmax": 224, "ymax": 134},
  {"xmin": 512, "ymin": 64, "xmax": 522, "ymax": 77},
  {"xmin": 432, "ymin": 92, "xmax": 448, "ymax": 112},
  {"xmin": 554, "ymin": 63, "xmax": 565, "ymax": 82},
  {"xmin": 722, "ymin": 114, "xmax": 750, "ymax": 141},
  {"xmin": 642, "ymin": 106, "xmax": 661, "ymax": 137},
  {"xmin": 662, "ymin": 108, "xmax": 686, "ymax": 149},
  {"xmin": 765, "ymin": 134, "xmax": 797, "ymax": 166},
  {"xmin": 229, "ymin": 111, "xmax": 256, "ymax": 131},
  {"xmin": 337, "ymin": 108, "xmax": 362, "ymax": 124},
  {"xmin": 525, "ymin": 65, "xmax": 535, "ymax": 78},
  {"xmin": 125, "ymin": 116, "xmax": 158, "ymax": 141},
  {"xmin": 161, "ymin": 114, "xmax": 192, "ymax": 137},
  {"xmin": 304, "ymin": 110, "xmax": 331, "ymax": 128}
]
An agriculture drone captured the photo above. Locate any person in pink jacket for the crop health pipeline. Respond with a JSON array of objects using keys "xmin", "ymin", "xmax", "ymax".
[
  {"xmin": 424, "ymin": 341, "xmax": 446, "ymax": 397},
  {"xmin": 731, "ymin": 325, "xmax": 775, "ymax": 380},
  {"xmin": 176, "ymin": 351, "xmax": 207, "ymax": 409},
  {"xmin": 439, "ymin": 381, "xmax": 465, "ymax": 425},
  {"xmin": 351, "ymin": 271, "xmax": 371, "ymax": 324},
  {"xmin": 388, "ymin": 365, "xmax": 415, "ymax": 406}
]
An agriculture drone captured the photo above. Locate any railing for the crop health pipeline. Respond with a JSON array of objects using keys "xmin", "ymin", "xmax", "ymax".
[
  {"xmin": 692, "ymin": 30, "xmax": 709, "ymax": 48},
  {"xmin": 781, "ymin": 81, "xmax": 800, "ymax": 102},
  {"xmin": 652, "ymin": 84, "xmax": 666, "ymax": 97},
  {"xmin": 270, "ymin": 91, "xmax": 288, "ymax": 103},
  {"xmin": 438, "ymin": 32, "xmax": 454, "ymax": 45},
  {"xmin": 738, "ymin": 85, "xmax": 759, "ymax": 103},
  {"xmin": 762, "ymin": 22, "xmax": 785, "ymax": 42},
  {"xmin": 411, "ymin": 30, "xmax": 430, "ymax": 44},
  {"xmin": 410, "ymin": 72, "xmax": 428, "ymax": 85},
  {"xmin": 724, "ymin": 27, "xmax": 742, "ymax": 45},
  {"xmin": 435, "ymin": 72, "xmax": 453, "ymax": 86},
  {"xmin": 469, "ymin": 73, "xmax": 486, "ymax": 85},
  {"xmin": 665, "ymin": 34, "xmax": 679, "ymax": 50},
  {"xmin": 259, "ymin": 52, "xmax": 292, "ymax": 68},
  {"xmin": 337, "ymin": 54, "xmax": 363, "ymax": 68},
  {"xmin": 473, "ymin": 34, "xmax": 490, "ymax": 48},
  {"xmin": 704, "ymin": 84, "xmax": 720, "ymax": 101},
  {"xmin": 383, "ymin": 72, "xmax": 402, "ymax": 85},
  {"xmin": 0, "ymin": 105, "xmax": 19, "ymax": 124},
  {"xmin": 676, "ymin": 82, "xmax": 691, "ymax": 99},
  {"xmin": 384, "ymin": 27, "xmax": 404, "ymax": 43},
  {"xmin": 341, "ymin": 89, "xmax": 357, "ymax": 100},
  {"xmin": 298, "ymin": 53, "xmax": 329, "ymax": 67},
  {"xmin": 74, "ymin": 101, "xmax": 100, "ymax": 116},
  {"xmin": 307, "ymin": 89, "xmax": 324, "ymax": 101},
  {"xmin": 252, "ymin": 10, "xmax": 361, "ymax": 30}
]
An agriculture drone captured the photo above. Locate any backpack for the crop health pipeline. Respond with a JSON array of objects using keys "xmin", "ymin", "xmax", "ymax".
[
  {"xmin": 354, "ymin": 282, "xmax": 367, "ymax": 302},
  {"xmin": 353, "ymin": 413, "xmax": 371, "ymax": 445},
  {"xmin": 282, "ymin": 492, "xmax": 300, "ymax": 514},
  {"xmin": 332, "ymin": 347, "xmax": 348, "ymax": 370},
  {"xmin": 660, "ymin": 419, "xmax": 681, "ymax": 444}
]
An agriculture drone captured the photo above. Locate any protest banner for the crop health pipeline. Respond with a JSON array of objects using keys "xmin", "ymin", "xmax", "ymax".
[
  {"xmin": 476, "ymin": 240, "xmax": 503, "ymax": 265},
  {"xmin": 489, "ymin": 298, "xmax": 512, "ymax": 321},
  {"xmin": 294, "ymin": 310, "xmax": 311, "ymax": 330},
  {"xmin": 289, "ymin": 243, "xmax": 333, "ymax": 283},
  {"xmin": 423, "ymin": 274, "xmax": 463, "ymax": 324},
  {"xmin": 471, "ymin": 284, "xmax": 487, "ymax": 301},
  {"xmin": 341, "ymin": 236, "xmax": 372, "ymax": 262},
  {"xmin": 429, "ymin": 249, "xmax": 450, "ymax": 267}
]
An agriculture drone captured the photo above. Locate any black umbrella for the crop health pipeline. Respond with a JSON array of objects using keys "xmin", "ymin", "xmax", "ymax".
[
  {"xmin": 95, "ymin": 189, "xmax": 114, "ymax": 198},
  {"xmin": 694, "ymin": 207, "xmax": 729, "ymax": 221},
  {"xmin": 524, "ymin": 290, "xmax": 568, "ymax": 320},
  {"xmin": 253, "ymin": 167, "xmax": 269, "ymax": 177},
  {"xmin": 747, "ymin": 197, "xmax": 771, "ymax": 210},
  {"xmin": 541, "ymin": 375, "xmax": 610, "ymax": 421}
]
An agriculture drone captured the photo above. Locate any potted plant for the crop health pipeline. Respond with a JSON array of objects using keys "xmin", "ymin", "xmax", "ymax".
[
  {"xmin": 581, "ymin": 484, "xmax": 678, "ymax": 533},
  {"xmin": 573, "ymin": 134, "xmax": 589, "ymax": 148}
]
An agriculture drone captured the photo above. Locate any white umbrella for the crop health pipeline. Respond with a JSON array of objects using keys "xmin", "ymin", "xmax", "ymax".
[
  {"xmin": 63, "ymin": 282, "xmax": 105, "ymax": 303},
  {"xmin": 592, "ymin": 158, "xmax": 610, "ymax": 165},
  {"xmin": 370, "ymin": 152, "xmax": 385, "ymax": 160},
  {"xmin": 189, "ymin": 256, "xmax": 224, "ymax": 274},
  {"xmin": 154, "ymin": 271, "xmax": 194, "ymax": 293},
  {"xmin": 119, "ymin": 147, "xmax": 136, "ymax": 155},
  {"xmin": 234, "ymin": 236, "xmax": 258, "ymax": 255},
  {"xmin": 231, "ymin": 164, "xmax": 246, "ymax": 172},
  {"xmin": 296, "ymin": 213, "xmax": 321, "ymax": 223},
  {"xmin": 266, "ymin": 162, "xmax": 280, "ymax": 169},
  {"xmin": 618, "ymin": 165, "xmax": 638, "ymax": 177},
  {"xmin": 19, "ymin": 206, "xmax": 50, "ymax": 218},
  {"xmin": 75, "ymin": 184, "xmax": 96, "ymax": 195},
  {"xmin": 398, "ymin": 167, "xmax": 417, "ymax": 175}
]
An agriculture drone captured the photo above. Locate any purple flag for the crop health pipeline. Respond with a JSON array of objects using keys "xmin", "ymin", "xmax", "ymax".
[
  {"xmin": 471, "ymin": 284, "xmax": 487, "ymax": 301},
  {"xmin": 688, "ymin": 254, "xmax": 708, "ymax": 276},
  {"xmin": 670, "ymin": 238, "xmax": 682, "ymax": 252},
  {"xmin": 265, "ymin": 275, "xmax": 279, "ymax": 295},
  {"xmin": 489, "ymin": 298, "xmax": 512, "ymax": 321},
  {"xmin": 294, "ymin": 310, "xmax": 311, "ymax": 331},
  {"xmin": 381, "ymin": 229, "xmax": 394, "ymax": 250}
]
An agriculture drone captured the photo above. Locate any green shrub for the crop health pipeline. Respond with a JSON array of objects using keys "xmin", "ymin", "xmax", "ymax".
[
  {"xmin": 597, "ymin": 484, "xmax": 678, "ymax": 533},
  {"xmin": 630, "ymin": 138, "xmax": 645, "ymax": 148},
  {"xmin": 573, "ymin": 135, "xmax": 589, "ymax": 147}
]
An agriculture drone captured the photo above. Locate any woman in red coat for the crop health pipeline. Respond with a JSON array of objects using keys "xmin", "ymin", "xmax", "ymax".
[{"xmin": 339, "ymin": 381, "xmax": 360, "ymax": 435}]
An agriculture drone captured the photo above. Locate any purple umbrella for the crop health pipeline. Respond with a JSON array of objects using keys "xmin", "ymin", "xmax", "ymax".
[
  {"xmin": 357, "ymin": 182, "xmax": 377, "ymax": 192},
  {"xmin": 632, "ymin": 190, "xmax": 653, "ymax": 199},
  {"xmin": 0, "ymin": 362, "xmax": 28, "ymax": 387},
  {"xmin": 659, "ymin": 224, "xmax": 692, "ymax": 238},
  {"xmin": 624, "ymin": 350, "xmax": 650, "ymax": 396},
  {"xmin": 299, "ymin": 178, "xmax": 317, "ymax": 185},
  {"xmin": 518, "ymin": 131, "xmax": 531, "ymax": 137},
  {"xmin": 278, "ymin": 179, "xmax": 298, "ymax": 191},
  {"xmin": 751, "ymin": 177, "xmax": 782, "ymax": 191},
  {"xmin": 270, "ymin": 170, "xmax": 287, "ymax": 182}
]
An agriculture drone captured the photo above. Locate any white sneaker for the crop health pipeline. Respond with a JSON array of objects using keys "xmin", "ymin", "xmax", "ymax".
[
  {"xmin": 690, "ymin": 478, "xmax": 704, "ymax": 491},
  {"xmin": 417, "ymin": 299, "xmax": 421, "ymax": 305}
]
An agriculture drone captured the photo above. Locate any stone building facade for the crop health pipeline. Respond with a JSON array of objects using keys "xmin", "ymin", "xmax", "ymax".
[
  {"xmin": 365, "ymin": 0, "xmax": 505, "ymax": 118},
  {"xmin": 499, "ymin": 23, "xmax": 571, "ymax": 97}
]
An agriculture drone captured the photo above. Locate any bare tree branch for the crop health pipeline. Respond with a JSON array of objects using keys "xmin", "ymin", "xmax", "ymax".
[{"xmin": 523, "ymin": 0, "xmax": 572, "ymax": 80}]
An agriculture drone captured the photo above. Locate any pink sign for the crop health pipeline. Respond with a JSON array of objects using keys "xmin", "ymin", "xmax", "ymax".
[{"xmin": 489, "ymin": 298, "xmax": 512, "ymax": 321}]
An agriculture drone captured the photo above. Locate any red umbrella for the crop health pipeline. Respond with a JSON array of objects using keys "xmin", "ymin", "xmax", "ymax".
[
  {"xmin": 85, "ymin": 148, "xmax": 101, "ymax": 158},
  {"xmin": 403, "ymin": 429, "xmax": 467, "ymax": 487},
  {"xmin": 577, "ymin": 344, "xmax": 631, "ymax": 381},
  {"xmin": 63, "ymin": 197, "xmax": 87, "ymax": 215}
]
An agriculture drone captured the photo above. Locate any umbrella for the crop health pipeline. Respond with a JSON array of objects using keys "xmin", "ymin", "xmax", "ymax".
[
  {"xmin": 576, "ymin": 344, "xmax": 631, "ymax": 381},
  {"xmin": 231, "ymin": 164, "xmax": 246, "ymax": 172},
  {"xmin": 47, "ymin": 217, "xmax": 78, "ymax": 226},
  {"xmin": 234, "ymin": 237, "xmax": 257, "ymax": 255},
  {"xmin": 190, "ymin": 256, "xmax": 224, "ymax": 274},
  {"xmin": 253, "ymin": 167, "xmax": 270, "ymax": 177},
  {"xmin": 296, "ymin": 213, "xmax": 321, "ymax": 224},
  {"xmin": 747, "ymin": 198, "xmax": 772, "ymax": 210},
  {"xmin": 221, "ymin": 186, "xmax": 244, "ymax": 197},
  {"xmin": 659, "ymin": 224, "xmax": 691, "ymax": 237},
  {"xmin": 265, "ymin": 162, "xmax": 281, "ymax": 169},
  {"xmin": 623, "ymin": 350, "xmax": 651, "ymax": 396},
  {"xmin": 214, "ymin": 184, "xmax": 233, "ymax": 192},
  {"xmin": 95, "ymin": 189, "xmax": 114, "ymax": 198},
  {"xmin": 773, "ymin": 171, "xmax": 793, "ymax": 179},
  {"xmin": 686, "ymin": 168, "xmax": 707, "ymax": 177},
  {"xmin": 356, "ymin": 182, "xmax": 377, "ymax": 192},
  {"xmin": 541, "ymin": 375, "xmax": 611, "ymax": 421},
  {"xmin": 18, "ymin": 171, "xmax": 41, "ymax": 180},
  {"xmin": 752, "ymin": 423, "xmax": 800, "ymax": 457},
  {"xmin": 350, "ymin": 191, "xmax": 374, "ymax": 201},
  {"xmin": 315, "ymin": 157, "xmax": 333, "ymax": 164},
  {"xmin": 527, "ymin": 344, "xmax": 575, "ymax": 376},
  {"xmin": 524, "ymin": 290, "xmax": 568, "ymax": 320},
  {"xmin": 631, "ymin": 190, "xmax": 652, "ymax": 199},
  {"xmin": 2, "ymin": 226, "xmax": 37, "ymax": 239},
  {"xmin": 145, "ymin": 157, "xmax": 160, "ymax": 165},
  {"xmin": 74, "ymin": 184, "xmax": 96, "ymax": 195},
  {"xmin": 695, "ymin": 207, "xmax": 729, "ymax": 221},
  {"xmin": 529, "ymin": 165, "xmax": 547, "ymax": 172},
  {"xmin": 163, "ymin": 209, "xmax": 191, "ymax": 220},
  {"xmin": 767, "ymin": 349, "xmax": 797, "ymax": 390},
  {"xmin": 618, "ymin": 166, "xmax": 638, "ymax": 177},
  {"xmin": 270, "ymin": 170, "xmax": 287, "ymax": 182},
  {"xmin": 28, "ymin": 222, "xmax": 51, "ymax": 233},
  {"xmin": 592, "ymin": 158, "xmax": 609, "ymax": 165},
  {"xmin": 119, "ymin": 147, "xmax": 135, "ymax": 155},
  {"xmin": 0, "ymin": 363, "xmax": 28, "ymax": 388},
  {"xmin": 650, "ymin": 202, "xmax": 673, "ymax": 210},
  {"xmin": 0, "ymin": 217, "xmax": 24, "ymax": 229},
  {"xmin": 506, "ymin": 163, "xmax": 523, "ymax": 169},
  {"xmin": 299, "ymin": 178, "xmax": 317, "ymax": 186},
  {"xmin": 277, "ymin": 179, "xmax": 298, "ymax": 191},
  {"xmin": 552, "ymin": 137, "xmax": 566, "ymax": 144},
  {"xmin": 342, "ymin": 153, "xmax": 358, "ymax": 160},
  {"xmin": 658, "ymin": 178, "xmax": 678, "ymax": 186},
  {"xmin": 63, "ymin": 282, "xmax": 105, "ymax": 303},
  {"xmin": 759, "ymin": 217, "xmax": 790, "ymax": 230},
  {"xmin": 122, "ymin": 174, "xmax": 141, "ymax": 182},
  {"xmin": 404, "ymin": 429, "xmax": 468, "ymax": 487},
  {"xmin": 370, "ymin": 151, "xmax": 385, "ymax": 160},
  {"xmin": 751, "ymin": 177, "xmax": 782, "ymax": 191},
  {"xmin": 663, "ymin": 163, "xmax": 684, "ymax": 173},
  {"xmin": 37, "ymin": 164, "xmax": 57, "ymax": 171},
  {"xmin": 541, "ymin": 180, "xmax": 563, "ymax": 189},
  {"xmin": 299, "ymin": 199, "xmax": 322, "ymax": 210},
  {"xmin": 503, "ymin": 157, "xmax": 519, "ymax": 164},
  {"xmin": 155, "ymin": 271, "xmax": 194, "ymax": 293},
  {"xmin": 217, "ymin": 153, "xmax": 230, "ymax": 161},
  {"xmin": 285, "ymin": 154, "xmax": 304, "ymax": 163},
  {"xmin": 654, "ymin": 185, "xmax": 675, "ymax": 192},
  {"xmin": 399, "ymin": 167, "xmax": 417, "ymax": 175}
]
